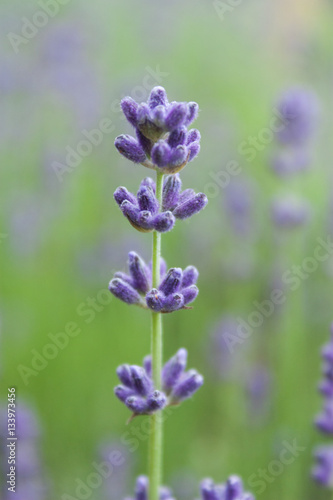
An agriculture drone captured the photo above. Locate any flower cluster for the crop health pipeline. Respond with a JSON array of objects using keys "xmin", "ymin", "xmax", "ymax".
[
  {"xmin": 271, "ymin": 87, "xmax": 318, "ymax": 176},
  {"xmin": 114, "ymin": 348, "xmax": 203, "ymax": 415},
  {"xmin": 114, "ymin": 174, "xmax": 207, "ymax": 233},
  {"xmin": 115, "ymin": 86, "xmax": 201, "ymax": 174},
  {"xmin": 312, "ymin": 324, "xmax": 333, "ymax": 488},
  {"xmin": 125, "ymin": 475, "xmax": 255, "ymax": 500},
  {"xmin": 126, "ymin": 476, "xmax": 174, "ymax": 500},
  {"xmin": 200, "ymin": 476, "xmax": 254, "ymax": 500},
  {"xmin": 270, "ymin": 195, "xmax": 311, "ymax": 229},
  {"xmin": 109, "ymin": 251, "xmax": 199, "ymax": 313}
]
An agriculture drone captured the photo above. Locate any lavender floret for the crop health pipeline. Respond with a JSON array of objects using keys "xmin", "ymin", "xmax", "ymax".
[
  {"xmin": 312, "ymin": 446, "xmax": 333, "ymax": 488},
  {"xmin": 114, "ymin": 175, "xmax": 207, "ymax": 233},
  {"xmin": 115, "ymin": 87, "xmax": 201, "ymax": 174},
  {"xmin": 114, "ymin": 349, "xmax": 202, "ymax": 416},
  {"xmin": 200, "ymin": 476, "xmax": 255, "ymax": 500}
]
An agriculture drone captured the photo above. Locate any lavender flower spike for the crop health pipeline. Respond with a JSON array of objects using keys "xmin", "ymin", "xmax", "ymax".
[{"xmin": 114, "ymin": 175, "xmax": 207, "ymax": 233}]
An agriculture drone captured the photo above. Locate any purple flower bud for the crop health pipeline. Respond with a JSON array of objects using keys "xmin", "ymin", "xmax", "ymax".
[
  {"xmin": 186, "ymin": 128, "xmax": 201, "ymax": 145},
  {"xmin": 121, "ymin": 201, "xmax": 153, "ymax": 233},
  {"xmin": 125, "ymin": 395, "xmax": 148, "ymax": 414},
  {"xmin": 146, "ymin": 288, "xmax": 165, "ymax": 312},
  {"xmin": 151, "ymin": 105, "xmax": 166, "ymax": 127},
  {"xmin": 114, "ymin": 271, "xmax": 133, "ymax": 286},
  {"xmin": 162, "ymin": 292, "xmax": 185, "ymax": 312},
  {"xmin": 130, "ymin": 365, "xmax": 152, "ymax": 396},
  {"xmin": 148, "ymin": 86, "xmax": 168, "ymax": 109},
  {"xmin": 162, "ymin": 348, "xmax": 187, "ymax": 393},
  {"xmin": 159, "ymin": 268, "xmax": 183, "ymax": 295},
  {"xmin": 171, "ymin": 369, "xmax": 204, "ymax": 402},
  {"xmin": 115, "ymin": 134, "xmax": 147, "ymax": 163},
  {"xmin": 200, "ymin": 478, "xmax": 220, "ymax": 500},
  {"xmin": 169, "ymin": 145, "xmax": 188, "ymax": 167},
  {"xmin": 225, "ymin": 475, "xmax": 243, "ymax": 500},
  {"xmin": 146, "ymin": 390, "xmax": 167, "ymax": 412},
  {"xmin": 116, "ymin": 364, "xmax": 133, "ymax": 387},
  {"xmin": 137, "ymin": 104, "xmax": 164, "ymax": 141},
  {"xmin": 152, "ymin": 212, "xmax": 175, "ymax": 233},
  {"xmin": 137, "ymin": 211, "xmax": 155, "ymax": 232},
  {"xmin": 168, "ymin": 127, "xmax": 187, "ymax": 147},
  {"xmin": 114, "ymin": 385, "xmax": 135, "ymax": 403},
  {"xmin": 165, "ymin": 102, "xmax": 188, "ymax": 131},
  {"xmin": 140, "ymin": 177, "xmax": 156, "ymax": 192},
  {"xmin": 114, "ymin": 186, "xmax": 137, "ymax": 206},
  {"xmin": 181, "ymin": 266, "xmax": 199, "ymax": 288},
  {"xmin": 137, "ymin": 103, "xmax": 150, "ymax": 124},
  {"xmin": 151, "ymin": 141, "xmax": 171, "ymax": 167},
  {"xmin": 128, "ymin": 251, "xmax": 151, "ymax": 293},
  {"xmin": 188, "ymin": 141, "xmax": 201, "ymax": 162},
  {"xmin": 182, "ymin": 285, "xmax": 199, "ymax": 305},
  {"xmin": 135, "ymin": 475, "xmax": 149, "ymax": 500},
  {"xmin": 178, "ymin": 188, "xmax": 196, "ymax": 204},
  {"xmin": 162, "ymin": 174, "xmax": 182, "ymax": 211},
  {"xmin": 109, "ymin": 278, "xmax": 144, "ymax": 306},
  {"xmin": 121, "ymin": 97, "xmax": 139, "ymax": 127},
  {"xmin": 137, "ymin": 185, "xmax": 159, "ymax": 214},
  {"xmin": 185, "ymin": 102, "xmax": 199, "ymax": 126},
  {"xmin": 173, "ymin": 193, "xmax": 208, "ymax": 220}
]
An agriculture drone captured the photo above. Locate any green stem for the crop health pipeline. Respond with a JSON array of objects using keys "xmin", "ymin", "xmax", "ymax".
[{"xmin": 149, "ymin": 171, "xmax": 164, "ymax": 500}]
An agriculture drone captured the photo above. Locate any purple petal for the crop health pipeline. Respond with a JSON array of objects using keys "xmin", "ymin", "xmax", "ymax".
[
  {"xmin": 152, "ymin": 212, "xmax": 175, "ymax": 233},
  {"xmin": 121, "ymin": 97, "xmax": 139, "ymax": 127},
  {"xmin": 114, "ymin": 134, "xmax": 146, "ymax": 163},
  {"xmin": 128, "ymin": 251, "xmax": 151, "ymax": 293},
  {"xmin": 148, "ymin": 86, "xmax": 168, "ymax": 109},
  {"xmin": 173, "ymin": 193, "xmax": 208, "ymax": 220}
]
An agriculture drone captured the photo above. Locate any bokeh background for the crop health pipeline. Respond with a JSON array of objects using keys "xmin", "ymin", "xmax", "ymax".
[{"xmin": 1, "ymin": 0, "xmax": 333, "ymax": 499}]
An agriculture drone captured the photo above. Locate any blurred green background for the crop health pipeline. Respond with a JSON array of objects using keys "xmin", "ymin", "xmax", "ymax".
[{"xmin": 1, "ymin": 0, "xmax": 333, "ymax": 499}]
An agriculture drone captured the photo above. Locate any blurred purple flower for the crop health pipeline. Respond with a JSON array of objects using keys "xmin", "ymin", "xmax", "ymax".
[
  {"xmin": 207, "ymin": 316, "xmax": 245, "ymax": 381},
  {"xmin": 275, "ymin": 87, "xmax": 318, "ymax": 146},
  {"xmin": 223, "ymin": 177, "xmax": 257, "ymax": 238},
  {"xmin": 245, "ymin": 366, "xmax": 271, "ymax": 425},
  {"xmin": 270, "ymin": 148, "xmax": 311, "ymax": 177},
  {"xmin": 312, "ymin": 446, "xmax": 333, "ymax": 488},
  {"xmin": 271, "ymin": 196, "xmax": 311, "ymax": 229}
]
